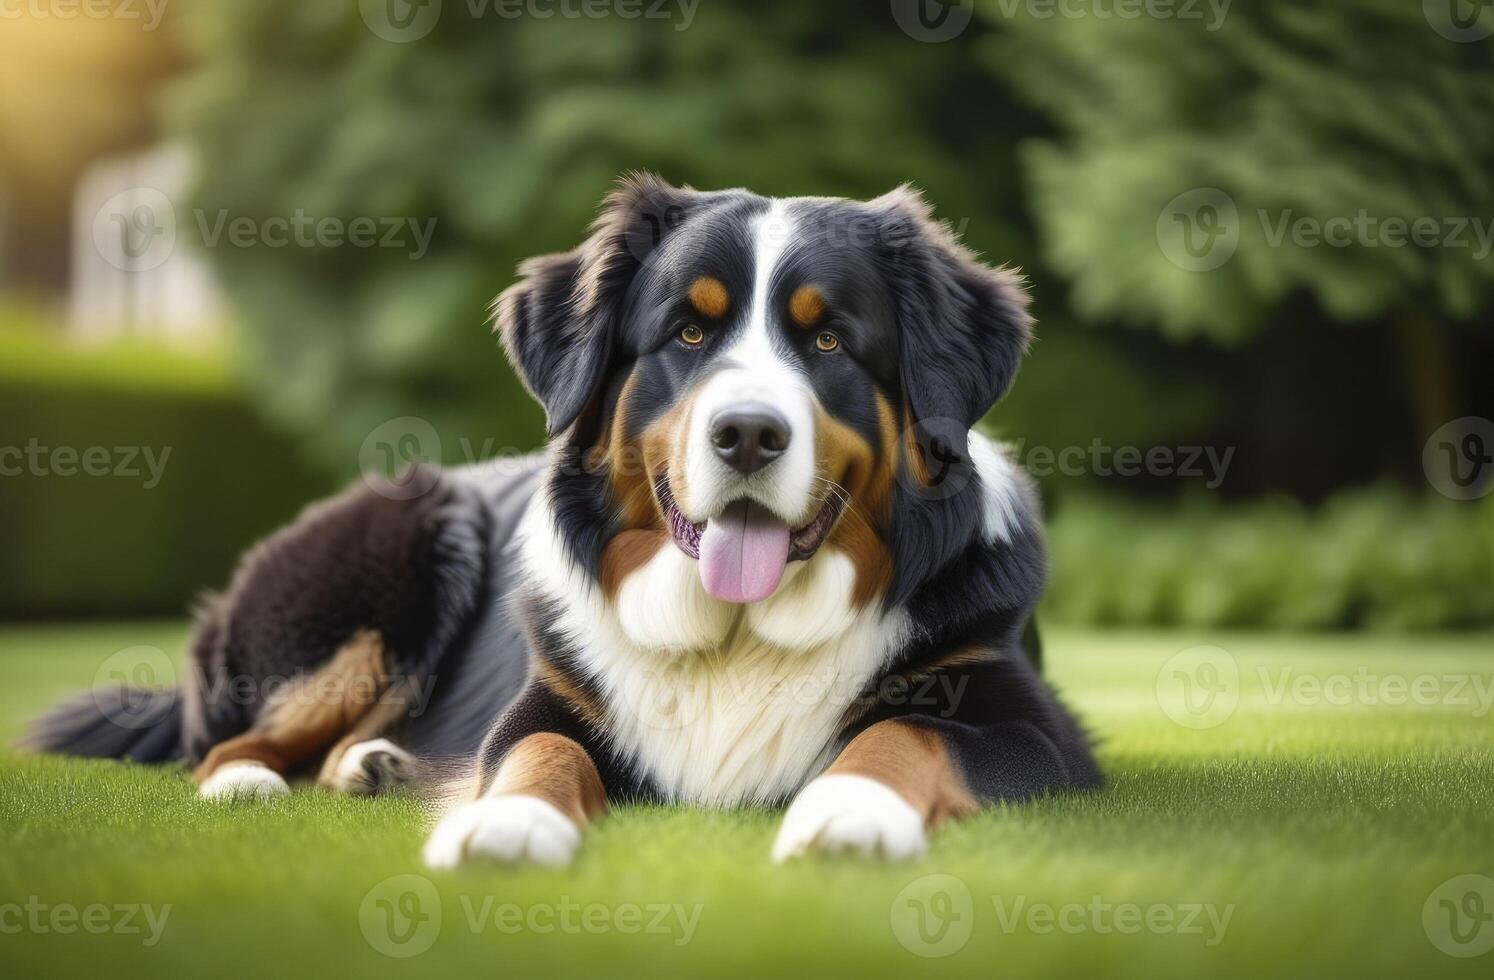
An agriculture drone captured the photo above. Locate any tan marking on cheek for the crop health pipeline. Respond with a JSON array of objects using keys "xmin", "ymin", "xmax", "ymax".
[
  {"xmin": 598, "ymin": 382, "xmax": 704, "ymax": 602},
  {"xmin": 643, "ymin": 384, "xmax": 703, "ymax": 514},
  {"xmin": 815, "ymin": 408, "xmax": 877, "ymax": 505},
  {"xmin": 487, "ymin": 732, "xmax": 607, "ymax": 828},
  {"xmin": 604, "ymin": 370, "xmax": 657, "ymax": 530},
  {"xmin": 788, "ymin": 284, "xmax": 825, "ymax": 328},
  {"xmin": 599, "ymin": 528, "xmax": 668, "ymax": 597},
  {"xmin": 816, "ymin": 404, "xmax": 892, "ymax": 606},
  {"xmin": 826, "ymin": 719, "xmax": 978, "ymax": 829},
  {"xmin": 688, "ymin": 275, "xmax": 730, "ymax": 320},
  {"xmin": 838, "ymin": 532, "xmax": 891, "ymax": 607}
]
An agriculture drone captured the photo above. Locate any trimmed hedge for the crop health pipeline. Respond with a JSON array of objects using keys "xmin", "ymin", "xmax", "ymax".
[
  {"xmin": 1, "ymin": 326, "xmax": 331, "ymax": 618},
  {"xmin": 1045, "ymin": 487, "xmax": 1494, "ymax": 631}
]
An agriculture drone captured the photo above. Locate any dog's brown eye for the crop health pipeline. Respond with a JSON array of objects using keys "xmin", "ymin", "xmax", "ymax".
[
  {"xmin": 680, "ymin": 324, "xmax": 705, "ymax": 346},
  {"xmin": 815, "ymin": 331, "xmax": 840, "ymax": 353}
]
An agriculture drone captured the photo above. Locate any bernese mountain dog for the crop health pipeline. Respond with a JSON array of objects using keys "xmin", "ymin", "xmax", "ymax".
[{"xmin": 27, "ymin": 174, "xmax": 1099, "ymax": 866}]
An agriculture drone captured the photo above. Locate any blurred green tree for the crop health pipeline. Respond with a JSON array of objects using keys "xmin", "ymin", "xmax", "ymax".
[{"xmin": 981, "ymin": 1, "xmax": 1494, "ymax": 438}]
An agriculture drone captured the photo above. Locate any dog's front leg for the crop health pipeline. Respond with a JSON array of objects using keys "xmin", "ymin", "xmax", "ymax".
[
  {"xmin": 772, "ymin": 719, "xmax": 974, "ymax": 862},
  {"xmin": 424, "ymin": 724, "xmax": 607, "ymax": 870},
  {"xmin": 774, "ymin": 647, "xmax": 1100, "ymax": 861}
]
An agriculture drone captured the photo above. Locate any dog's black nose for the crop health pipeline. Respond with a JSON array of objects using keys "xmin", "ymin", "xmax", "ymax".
[{"xmin": 710, "ymin": 404, "xmax": 790, "ymax": 475}]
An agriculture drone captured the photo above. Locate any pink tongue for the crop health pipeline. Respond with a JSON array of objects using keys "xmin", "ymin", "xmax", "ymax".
[{"xmin": 698, "ymin": 500, "xmax": 791, "ymax": 604}]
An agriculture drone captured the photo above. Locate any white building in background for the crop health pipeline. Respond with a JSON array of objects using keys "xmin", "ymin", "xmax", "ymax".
[{"xmin": 70, "ymin": 143, "xmax": 225, "ymax": 347}]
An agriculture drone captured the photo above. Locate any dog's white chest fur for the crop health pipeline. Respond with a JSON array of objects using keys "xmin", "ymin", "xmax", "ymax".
[{"xmin": 520, "ymin": 505, "xmax": 900, "ymax": 807}]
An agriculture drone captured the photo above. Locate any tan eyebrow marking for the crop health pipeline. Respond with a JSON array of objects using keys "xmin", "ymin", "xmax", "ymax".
[
  {"xmin": 789, "ymin": 284, "xmax": 825, "ymax": 328},
  {"xmin": 688, "ymin": 275, "xmax": 730, "ymax": 320}
]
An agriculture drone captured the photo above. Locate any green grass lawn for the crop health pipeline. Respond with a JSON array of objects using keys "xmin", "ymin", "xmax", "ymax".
[{"xmin": 2, "ymin": 622, "xmax": 1492, "ymax": 979}]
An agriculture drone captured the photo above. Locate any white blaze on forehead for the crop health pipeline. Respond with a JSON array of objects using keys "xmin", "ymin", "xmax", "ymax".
[
  {"xmin": 749, "ymin": 199, "xmax": 796, "ymax": 341},
  {"xmin": 680, "ymin": 200, "xmax": 819, "ymax": 526}
]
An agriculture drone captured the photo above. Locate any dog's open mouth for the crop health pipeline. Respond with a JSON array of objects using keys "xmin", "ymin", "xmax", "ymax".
[{"xmin": 658, "ymin": 480, "xmax": 846, "ymax": 604}]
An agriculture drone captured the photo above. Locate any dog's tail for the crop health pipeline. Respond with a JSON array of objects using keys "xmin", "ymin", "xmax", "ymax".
[{"xmin": 19, "ymin": 686, "xmax": 186, "ymax": 763}]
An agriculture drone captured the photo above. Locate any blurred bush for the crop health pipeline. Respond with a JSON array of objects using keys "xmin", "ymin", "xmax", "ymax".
[
  {"xmin": 1045, "ymin": 488, "xmax": 1494, "ymax": 630},
  {"xmin": 0, "ymin": 318, "xmax": 330, "ymax": 618}
]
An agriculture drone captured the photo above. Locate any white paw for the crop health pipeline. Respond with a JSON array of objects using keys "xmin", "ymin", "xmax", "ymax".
[
  {"xmin": 328, "ymin": 738, "xmax": 414, "ymax": 794},
  {"xmin": 772, "ymin": 774, "xmax": 926, "ymax": 862},
  {"xmin": 199, "ymin": 762, "xmax": 291, "ymax": 801},
  {"xmin": 423, "ymin": 796, "xmax": 581, "ymax": 870}
]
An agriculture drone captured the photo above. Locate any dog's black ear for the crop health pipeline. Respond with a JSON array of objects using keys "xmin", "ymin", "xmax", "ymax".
[
  {"xmin": 871, "ymin": 185, "xmax": 1033, "ymax": 458},
  {"xmin": 495, "ymin": 172, "xmax": 698, "ymax": 436},
  {"xmin": 873, "ymin": 186, "xmax": 1036, "ymax": 609}
]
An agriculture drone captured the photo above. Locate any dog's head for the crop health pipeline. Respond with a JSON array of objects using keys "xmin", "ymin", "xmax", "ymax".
[{"xmin": 498, "ymin": 173, "xmax": 1031, "ymax": 615}]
